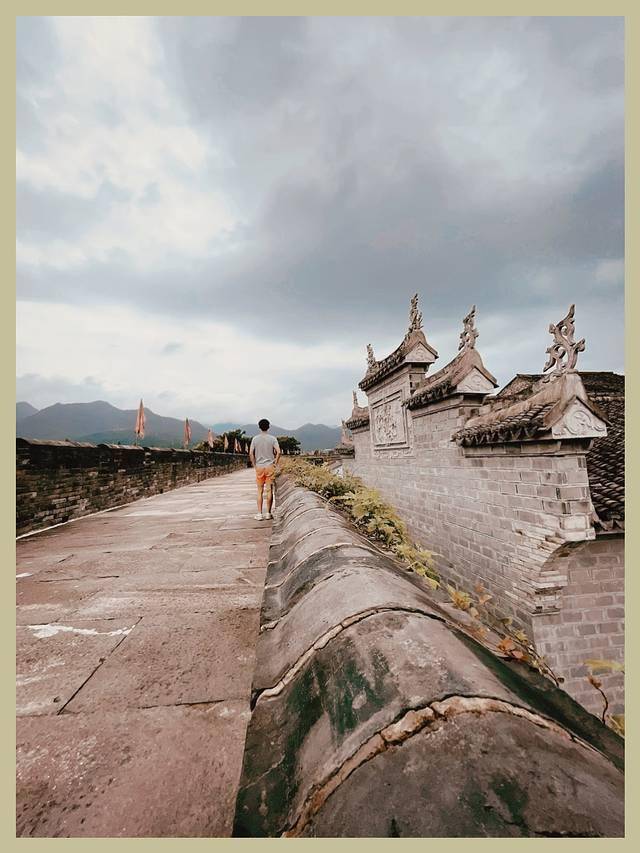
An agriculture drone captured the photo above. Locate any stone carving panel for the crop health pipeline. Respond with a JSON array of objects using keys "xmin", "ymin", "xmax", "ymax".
[
  {"xmin": 552, "ymin": 399, "xmax": 607, "ymax": 439},
  {"xmin": 371, "ymin": 393, "xmax": 408, "ymax": 448}
]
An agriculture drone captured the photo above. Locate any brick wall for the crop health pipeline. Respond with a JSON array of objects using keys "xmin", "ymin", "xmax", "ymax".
[
  {"xmin": 345, "ymin": 399, "xmax": 624, "ymax": 714},
  {"xmin": 531, "ymin": 535, "xmax": 624, "ymax": 715},
  {"xmin": 347, "ymin": 402, "xmax": 594, "ymax": 629},
  {"xmin": 16, "ymin": 439, "xmax": 247, "ymax": 536}
]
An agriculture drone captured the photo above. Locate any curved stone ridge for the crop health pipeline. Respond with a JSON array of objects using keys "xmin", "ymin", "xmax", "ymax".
[{"xmin": 233, "ymin": 477, "xmax": 624, "ymax": 838}]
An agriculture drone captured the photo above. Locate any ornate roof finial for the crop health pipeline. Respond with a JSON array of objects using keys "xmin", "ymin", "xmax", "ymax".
[
  {"xmin": 407, "ymin": 293, "xmax": 423, "ymax": 336},
  {"xmin": 543, "ymin": 304, "xmax": 585, "ymax": 377},
  {"xmin": 340, "ymin": 419, "xmax": 354, "ymax": 447},
  {"xmin": 458, "ymin": 305, "xmax": 479, "ymax": 351},
  {"xmin": 352, "ymin": 390, "xmax": 358, "ymax": 408},
  {"xmin": 366, "ymin": 344, "xmax": 377, "ymax": 370}
]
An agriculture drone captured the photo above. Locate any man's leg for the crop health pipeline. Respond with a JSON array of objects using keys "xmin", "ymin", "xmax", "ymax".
[
  {"xmin": 257, "ymin": 482, "xmax": 265, "ymax": 515},
  {"xmin": 265, "ymin": 482, "xmax": 273, "ymax": 515}
]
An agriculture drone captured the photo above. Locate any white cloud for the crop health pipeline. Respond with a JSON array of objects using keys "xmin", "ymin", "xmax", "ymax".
[
  {"xmin": 16, "ymin": 300, "xmax": 362, "ymax": 425},
  {"xmin": 16, "ymin": 17, "xmax": 624, "ymax": 423},
  {"xmin": 594, "ymin": 258, "xmax": 624, "ymax": 285},
  {"xmin": 16, "ymin": 16, "xmax": 237, "ymax": 271}
]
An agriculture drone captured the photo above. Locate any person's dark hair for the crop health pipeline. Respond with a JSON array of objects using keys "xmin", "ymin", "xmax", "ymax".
[{"xmin": 258, "ymin": 419, "xmax": 270, "ymax": 431}]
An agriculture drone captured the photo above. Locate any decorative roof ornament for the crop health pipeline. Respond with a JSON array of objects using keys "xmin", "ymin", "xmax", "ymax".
[
  {"xmin": 340, "ymin": 419, "xmax": 354, "ymax": 447},
  {"xmin": 366, "ymin": 344, "xmax": 377, "ymax": 370},
  {"xmin": 406, "ymin": 293, "xmax": 423, "ymax": 336},
  {"xmin": 543, "ymin": 304, "xmax": 585, "ymax": 378},
  {"xmin": 458, "ymin": 305, "xmax": 479, "ymax": 351},
  {"xmin": 352, "ymin": 390, "xmax": 359, "ymax": 408}
]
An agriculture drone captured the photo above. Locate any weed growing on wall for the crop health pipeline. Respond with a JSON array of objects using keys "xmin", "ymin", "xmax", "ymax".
[
  {"xmin": 445, "ymin": 581, "xmax": 565, "ymax": 689},
  {"xmin": 584, "ymin": 659, "xmax": 625, "ymax": 735},
  {"xmin": 279, "ymin": 457, "xmax": 438, "ymax": 586}
]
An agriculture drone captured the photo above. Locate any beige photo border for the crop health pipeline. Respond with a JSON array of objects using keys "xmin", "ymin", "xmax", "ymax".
[{"xmin": 3, "ymin": 2, "xmax": 636, "ymax": 848}]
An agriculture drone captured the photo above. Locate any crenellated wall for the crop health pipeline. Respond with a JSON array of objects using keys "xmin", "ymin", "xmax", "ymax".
[{"xmin": 16, "ymin": 439, "xmax": 247, "ymax": 536}]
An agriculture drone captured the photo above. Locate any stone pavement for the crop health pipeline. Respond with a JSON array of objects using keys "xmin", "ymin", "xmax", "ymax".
[{"xmin": 16, "ymin": 468, "xmax": 272, "ymax": 838}]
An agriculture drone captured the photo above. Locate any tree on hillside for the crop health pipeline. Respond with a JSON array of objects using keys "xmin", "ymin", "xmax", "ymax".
[
  {"xmin": 223, "ymin": 428, "xmax": 248, "ymax": 452},
  {"xmin": 277, "ymin": 435, "xmax": 301, "ymax": 455},
  {"xmin": 193, "ymin": 437, "xmax": 224, "ymax": 452}
]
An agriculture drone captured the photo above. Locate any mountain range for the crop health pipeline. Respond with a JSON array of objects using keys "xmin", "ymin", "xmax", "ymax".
[{"xmin": 16, "ymin": 401, "xmax": 342, "ymax": 451}]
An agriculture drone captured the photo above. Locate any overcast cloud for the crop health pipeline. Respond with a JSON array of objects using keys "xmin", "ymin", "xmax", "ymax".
[{"xmin": 16, "ymin": 16, "xmax": 624, "ymax": 426}]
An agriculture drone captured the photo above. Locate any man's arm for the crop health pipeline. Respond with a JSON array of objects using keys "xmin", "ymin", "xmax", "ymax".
[
  {"xmin": 273, "ymin": 439, "xmax": 281, "ymax": 466},
  {"xmin": 249, "ymin": 438, "xmax": 256, "ymax": 467}
]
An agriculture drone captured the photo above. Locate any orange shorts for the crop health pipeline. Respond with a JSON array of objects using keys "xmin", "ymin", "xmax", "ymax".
[{"xmin": 255, "ymin": 465, "xmax": 275, "ymax": 486}]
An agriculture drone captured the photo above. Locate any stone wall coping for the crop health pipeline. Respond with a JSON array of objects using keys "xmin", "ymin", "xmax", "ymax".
[{"xmin": 17, "ymin": 437, "xmax": 241, "ymax": 458}]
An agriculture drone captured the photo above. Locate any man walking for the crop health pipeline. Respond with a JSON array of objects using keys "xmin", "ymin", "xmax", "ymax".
[{"xmin": 249, "ymin": 419, "xmax": 281, "ymax": 520}]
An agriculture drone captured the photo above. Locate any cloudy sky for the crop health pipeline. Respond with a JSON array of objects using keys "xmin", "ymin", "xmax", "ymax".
[{"xmin": 16, "ymin": 16, "xmax": 624, "ymax": 427}]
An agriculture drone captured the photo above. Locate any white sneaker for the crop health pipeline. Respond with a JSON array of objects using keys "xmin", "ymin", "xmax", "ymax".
[
  {"xmin": 254, "ymin": 513, "xmax": 264, "ymax": 521},
  {"xmin": 264, "ymin": 512, "xmax": 273, "ymax": 520}
]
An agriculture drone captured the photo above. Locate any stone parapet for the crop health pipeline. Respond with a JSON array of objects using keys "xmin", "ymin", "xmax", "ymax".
[{"xmin": 16, "ymin": 438, "xmax": 246, "ymax": 536}]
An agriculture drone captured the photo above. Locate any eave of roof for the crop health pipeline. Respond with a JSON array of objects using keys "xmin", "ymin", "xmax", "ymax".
[
  {"xmin": 406, "ymin": 346, "xmax": 497, "ymax": 410},
  {"xmin": 358, "ymin": 329, "xmax": 438, "ymax": 392},
  {"xmin": 345, "ymin": 413, "xmax": 370, "ymax": 431},
  {"xmin": 452, "ymin": 372, "xmax": 609, "ymax": 447}
]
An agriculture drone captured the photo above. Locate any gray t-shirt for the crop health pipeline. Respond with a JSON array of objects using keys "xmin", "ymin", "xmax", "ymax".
[{"xmin": 250, "ymin": 433, "xmax": 280, "ymax": 467}]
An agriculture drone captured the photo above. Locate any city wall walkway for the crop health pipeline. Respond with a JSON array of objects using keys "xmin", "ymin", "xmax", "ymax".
[{"xmin": 16, "ymin": 468, "xmax": 271, "ymax": 837}]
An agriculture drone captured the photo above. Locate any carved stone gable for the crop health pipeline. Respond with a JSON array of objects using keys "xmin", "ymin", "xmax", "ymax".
[
  {"xmin": 456, "ymin": 368, "xmax": 494, "ymax": 394},
  {"xmin": 551, "ymin": 399, "xmax": 607, "ymax": 439},
  {"xmin": 404, "ymin": 342, "xmax": 435, "ymax": 365}
]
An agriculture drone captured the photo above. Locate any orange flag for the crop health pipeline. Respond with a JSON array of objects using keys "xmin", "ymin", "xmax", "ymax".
[
  {"xmin": 234, "ymin": 438, "xmax": 241, "ymax": 453},
  {"xmin": 223, "ymin": 434, "xmax": 229, "ymax": 452},
  {"xmin": 207, "ymin": 429, "xmax": 215, "ymax": 449},
  {"xmin": 134, "ymin": 399, "xmax": 145, "ymax": 442},
  {"xmin": 183, "ymin": 418, "xmax": 192, "ymax": 448}
]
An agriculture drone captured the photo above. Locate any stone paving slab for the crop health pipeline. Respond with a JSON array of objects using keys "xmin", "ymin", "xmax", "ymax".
[
  {"xmin": 17, "ymin": 620, "xmax": 134, "ymax": 717},
  {"xmin": 16, "ymin": 468, "xmax": 271, "ymax": 837},
  {"xmin": 19, "ymin": 540, "xmax": 269, "ymax": 580},
  {"xmin": 64, "ymin": 609, "xmax": 262, "ymax": 711},
  {"xmin": 68, "ymin": 587, "xmax": 262, "ymax": 620},
  {"xmin": 149, "ymin": 527, "xmax": 268, "ymax": 549},
  {"xmin": 22, "ymin": 548, "xmax": 268, "ymax": 588},
  {"xmin": 17, "ymin": 702, "xmax": 250, "ymax": 837}
]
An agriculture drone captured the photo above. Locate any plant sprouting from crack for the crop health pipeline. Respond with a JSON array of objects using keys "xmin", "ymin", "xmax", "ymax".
[
  {"xmin": 280, "ymin": 460, "xmax": 564, "ymax": 689},
  {"xmin": 584, "ymin": 659, "xmax": 625, "ymax": 736},
  {"xmin": 279, "ymin": 457, "xmax": 438, "ymax": 587}
]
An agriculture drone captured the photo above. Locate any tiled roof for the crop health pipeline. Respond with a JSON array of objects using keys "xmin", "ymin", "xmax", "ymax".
[
  {"xmin": 359, "ymin": 330, "xmax": 437, "ymax": 392},
  {"xmin": 406, "ymin": 346, "xmax": 497, "ymax": 410},
  {"xmin": 580, "ymin": 372, "xmax": 625, "ymax": 397},
  {"xmin": 345, "ymin": 413, "xmax": 370, "ymax": 431},
  {"xmin": 585, "ymin": 390, "xmax": 625, "ymax": 531},
  {"xmin": 458, "ymin": 370, "xmax": 625, "ymax": 531},
  {"xmin": 406, "ymin": 378, "xmax": 454, "ymax": 409},
  {"xmin": 497, "ymin": 372, "xmax": 624, "ymax": 401},
  {"xmin": 453, "ymin": 402, "xmax": 556, "ymax": 446}
]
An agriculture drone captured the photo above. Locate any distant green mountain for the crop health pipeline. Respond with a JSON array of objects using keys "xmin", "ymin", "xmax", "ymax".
[
  {"xmin": 16, "ymin": 401, "xmax": 209, "ymax": 445},
  {"xmin": 212, "ymin": 423, "xmax": 341, "ymax": 450},
  {"xmin": 16, "ymin": 401, "xmax": 39, "ymax": 422},
  {"xmin": 16, "ymin": 401, "xmax": 342, "ymax": 451}
]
